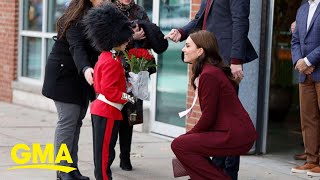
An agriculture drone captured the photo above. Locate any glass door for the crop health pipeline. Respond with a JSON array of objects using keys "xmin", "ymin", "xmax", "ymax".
[
  {"xmin": 152, "ymin": 0, "xmax": 190, "ymax": 137},
  {"xmin": 136, "ymin": 0, "xmax": 190, "ymax": 137}
]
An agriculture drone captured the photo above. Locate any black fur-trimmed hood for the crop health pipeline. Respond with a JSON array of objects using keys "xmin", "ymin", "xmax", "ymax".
[{"xmin": 83, "ymin": 3, "xmax": 133, "ymax": 51}]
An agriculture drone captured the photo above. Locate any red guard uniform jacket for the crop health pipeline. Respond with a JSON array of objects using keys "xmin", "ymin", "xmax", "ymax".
[{"xmin": 90, "ymin": 51, "xmax": 127, "ymax": 120}]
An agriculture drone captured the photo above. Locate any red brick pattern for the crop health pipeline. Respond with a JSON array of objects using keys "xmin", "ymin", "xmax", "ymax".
[{"xmin": 0, "ymin": 1, "xmax": 19, "ymax": 102}]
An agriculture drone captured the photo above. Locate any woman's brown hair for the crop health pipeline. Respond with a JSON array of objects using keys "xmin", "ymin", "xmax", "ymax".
[
  {"xmin": 189, "ymin": 30, "xmax": 237, "ymax": 89},
  {"xmin": 56, "ymin": 0, "xmax": 93, "ymax": 39}
]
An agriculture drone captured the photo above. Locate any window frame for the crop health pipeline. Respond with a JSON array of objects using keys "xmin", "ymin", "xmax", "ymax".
[
  {"xmin": 18, "ymin": 0, "xmax": 56, "ymax": 85},
  {"xmin": 148, "ymin": 0, "xmax": 188, "ymax": 137}
]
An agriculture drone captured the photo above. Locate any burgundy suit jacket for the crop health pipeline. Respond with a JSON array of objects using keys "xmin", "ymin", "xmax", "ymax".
[{"xmin": 188, "ymin": 64, "xmax": 257, "ymax": 148}]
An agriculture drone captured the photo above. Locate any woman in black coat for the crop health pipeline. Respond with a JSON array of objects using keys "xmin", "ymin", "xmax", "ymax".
[
  {"xmin": 112, "ymin": 0, "xmax": 168, "ymax": 171},
  {"xmin": 113, "ymin": 0, "xmax": 148, "ymax": 172},
  {"xmin": 42, "ymin": 0, "xmax": 103, "ymax": 179}
]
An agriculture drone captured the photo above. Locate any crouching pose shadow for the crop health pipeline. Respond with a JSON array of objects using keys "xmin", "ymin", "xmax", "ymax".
[{"xmin": 171, "ymin": 30, "xmax": 258, "ymax": 180}]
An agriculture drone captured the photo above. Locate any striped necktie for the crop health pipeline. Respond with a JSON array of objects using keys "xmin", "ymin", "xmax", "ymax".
[{"xmin": 202, "ymin": 0, "xmax": 212, "ymax": 30}]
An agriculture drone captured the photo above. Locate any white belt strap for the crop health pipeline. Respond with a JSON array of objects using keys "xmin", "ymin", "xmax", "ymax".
[
  {"xmin": 97, "ymin": 94, "xmax": 124, "ymax": 111},
  {"xmin": 178, "ymin": 77, "xmax": 199, "ymax": 118},
  {"xmin": 178, "ymin": 88, "xmax": 198, "ymax": 118}
]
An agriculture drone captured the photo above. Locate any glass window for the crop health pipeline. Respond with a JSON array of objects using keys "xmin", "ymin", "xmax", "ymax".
[
  {"xmin": 47, "ymin": 0, "xmax": 70, "ymax": 32},
  {"xmin": 20, "ymin": 0, "xmax": 66, "ymax": 81},
  {"xmin": 156, "ymin": 0, "xmax": 190, "ymax": 127},
  {"xmin": 23, "ymin": 0, "xmax": 43, "ymax": 31},
  {"xmin": 159, "ymin": 0, "xmax": 190, "ymax": 30},
  {"xmin": 137, "ymin": 0, "xmax": 153, "ymax": 21},
  {"xmin": 21, "ymin": 37, "xmax": 42, "ymax": 79}
]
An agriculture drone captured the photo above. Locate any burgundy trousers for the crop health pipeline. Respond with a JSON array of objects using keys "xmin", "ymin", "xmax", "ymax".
[{"xmin": 171, "ymin": 132, "xmax": 253, "ymax": 180}]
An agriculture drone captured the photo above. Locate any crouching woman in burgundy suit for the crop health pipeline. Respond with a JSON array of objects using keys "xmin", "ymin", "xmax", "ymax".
[{"xmin": 171, "ymin": 30, "xmax": 258, "ymax": 180}]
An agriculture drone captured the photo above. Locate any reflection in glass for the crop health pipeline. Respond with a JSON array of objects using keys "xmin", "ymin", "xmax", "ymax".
[
  {"xmin": 21, "ymin": 37, "xmax": 42, "ymax": 79},
  {"xmin": 23, "ymin": 0, "xmax": 43, "ymax": 31},
  {"xmin": 159, "ymin": 0, "xmax": 190, "ymax": 31},
  {"xmin": 46, "ymin": 38, "xmax": 55, "ymax": 62},
  {"xmin": 137, "ymin": 0, "xmax": 153, "ymax": 21},
  {"xmin": 156, "ymin": 0, "xmax": 190, "ymax": 127},
  {"xmin": 47, "ymin": 0, "xmax": 70, "ymax": 32}
]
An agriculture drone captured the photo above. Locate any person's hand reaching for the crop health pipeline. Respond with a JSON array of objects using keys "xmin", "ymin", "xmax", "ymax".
[{"xmin": 164, "ymin": 29, "xmax": 181, "ymax": 42}]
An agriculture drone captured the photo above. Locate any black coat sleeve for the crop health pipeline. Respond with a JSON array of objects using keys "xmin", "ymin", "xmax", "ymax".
[
  {"xmin": 180, "ymin": 0, "xmax": 206, "ymax": 41},
  {"xmin": 138, "ymin": 20, "xmax": 168, "ymax": 54},
  {"xmin": 229, "ymin": 0, "xmax": 250, "ymax": 61},
  {"xmin": 66, "ymin": 22, "xmax": 92, "ymax": 74}
]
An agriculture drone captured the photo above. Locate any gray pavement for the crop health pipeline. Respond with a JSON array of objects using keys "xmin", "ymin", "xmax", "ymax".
[{"xmin": 0, "ymin": 101, "xmax": 313, "ymax": 180}]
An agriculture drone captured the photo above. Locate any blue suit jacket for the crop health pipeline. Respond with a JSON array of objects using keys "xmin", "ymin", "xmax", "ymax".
[
  {"xmin": 301, "ymin": 0, "xmax": 308, "ymax": 5},
  {"xmin": 180, "ymin": 0, "xmax": 258, "ymax": 64},
  {"xmin": 292, "ymin": 2, "xmax": 320, "ymax": 83}
]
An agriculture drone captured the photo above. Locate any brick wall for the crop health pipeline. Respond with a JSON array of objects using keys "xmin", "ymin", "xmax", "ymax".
[
  {"xmin": 0, "ymin": 1, "xmax": 19, "ymax": 102},
  {"xmin": 186, "ymin": 0, "xmax": 202, "ymax": 131}
]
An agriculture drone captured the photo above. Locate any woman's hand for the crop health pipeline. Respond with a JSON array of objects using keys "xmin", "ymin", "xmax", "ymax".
[
  {"xmin": 132, "ymin": 25, "xmax": 145, "ymax": 40},
  {"xmin": 84, "ymin": 68, "xmax": 94, "ymax": 85}
]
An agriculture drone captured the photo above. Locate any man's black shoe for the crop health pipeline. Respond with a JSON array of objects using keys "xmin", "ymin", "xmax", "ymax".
[
  {"xmin": 120, "ymin": 159, "xmax": 133, "ymax": 171},
  {"xmin": 57, "ymin": 171, "xmax": 75, "ymax": 180},
  {"xmin": 70, "ymin": 168, "xmax": 90, "ymax": 180}
]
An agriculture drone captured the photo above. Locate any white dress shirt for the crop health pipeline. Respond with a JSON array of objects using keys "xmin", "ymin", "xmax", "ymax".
[{"xmin": 304, "ymin": 0, "xmax": 320, "ymax": 66}]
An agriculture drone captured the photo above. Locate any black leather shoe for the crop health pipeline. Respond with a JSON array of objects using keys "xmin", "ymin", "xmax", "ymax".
[
  {"xmin": 70, "ymin": 168, "xmax": 90, "ymax": 180},
  {"xmin": 120, "ymin": 159, "xmax": 133, "ymax": 171},
  {"xmin": 57, "ymin": 171, "xmax": 75, "ymax": 180}
]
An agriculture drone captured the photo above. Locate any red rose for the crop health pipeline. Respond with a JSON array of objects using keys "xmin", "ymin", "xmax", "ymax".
[
  {"xmin": 128, "ymin": 48, "xmax": 138, "ymax": 60},
  {"xmin": 145, "ymin": 52, "xmax": 153, "ymax": 61},
  {"xmin": 134, "ymin": 48, "xmax": 145, "ymax": 58},
  {"xmin": 135, "ymin": 49, "xmax": 142, "ymax": 58},
  {"xmin": 136, "ymin": 48, "xmax": 153, "ymax": 60},
  {"xmin": 124, "ymin": 48, "xmax": 156, "ymax": 73}
]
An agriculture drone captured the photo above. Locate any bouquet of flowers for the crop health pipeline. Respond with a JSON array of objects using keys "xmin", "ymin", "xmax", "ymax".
[{"xmin": 124, "ymin": 48, "xmax": 156, "ymax": 100}]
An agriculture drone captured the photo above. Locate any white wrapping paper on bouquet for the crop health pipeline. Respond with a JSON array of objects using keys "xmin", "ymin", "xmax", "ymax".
[{"xmin": 128, "ymin": 71, "xmax": 149, "ymax": 100}]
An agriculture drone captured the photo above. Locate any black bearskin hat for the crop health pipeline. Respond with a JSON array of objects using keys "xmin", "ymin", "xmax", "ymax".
[{"xmin": 83, "ymin": 3, "xmax": 133, "ymax": 51}]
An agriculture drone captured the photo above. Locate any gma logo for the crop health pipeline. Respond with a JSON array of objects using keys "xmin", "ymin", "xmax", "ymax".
[{"xmin": 8, "ymin": 143, "xmax": 76, "ymax": 173}]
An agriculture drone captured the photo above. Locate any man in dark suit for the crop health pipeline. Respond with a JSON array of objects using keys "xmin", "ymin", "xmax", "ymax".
[
  {"xmin": 291, "ymin": 0, "xmax": 320, "ymax": 177},
  {"xmin": 165, "ymin": 0, "xmax": 257, "ymax": 179}
]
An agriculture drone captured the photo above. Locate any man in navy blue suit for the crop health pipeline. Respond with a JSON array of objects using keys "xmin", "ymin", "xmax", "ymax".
[
  {"xmin": 165, "ymin": 0, "xmax": 257, "ymax": 179},
  {"xmin": 291, "ymin": 0, "xmax": 320, "ymax": 177}
]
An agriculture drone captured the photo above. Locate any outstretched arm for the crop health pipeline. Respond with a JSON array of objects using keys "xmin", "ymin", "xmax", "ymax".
[{"xmin": 164, "ymin": 0, "xmax": 206, "ymax": 42}]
